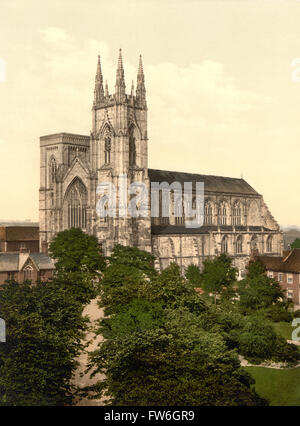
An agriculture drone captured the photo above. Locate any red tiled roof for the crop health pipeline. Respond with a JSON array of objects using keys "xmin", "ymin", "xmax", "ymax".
[{"xmin": 255, "ymin": 248, "xmax": 300, "ymax": 273}]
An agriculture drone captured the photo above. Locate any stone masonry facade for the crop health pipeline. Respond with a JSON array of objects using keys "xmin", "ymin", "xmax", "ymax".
[{"xmin": 39, "ymin": 50, "xmax": 283, "ymax": 276}]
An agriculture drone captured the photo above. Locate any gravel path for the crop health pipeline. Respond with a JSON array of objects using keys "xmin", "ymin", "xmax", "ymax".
[{"xmin": 72, "ymin": 298, "xmax": 107, "ymax": 406}]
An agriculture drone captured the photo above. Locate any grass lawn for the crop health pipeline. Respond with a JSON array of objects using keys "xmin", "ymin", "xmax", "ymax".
[
  {"xmin": 245, "ymin": 366, "xmax": 300, "ymax": 406},
  {"xmin": 272, "ymin": 322, "xmax": 294, "ymax": 340}
]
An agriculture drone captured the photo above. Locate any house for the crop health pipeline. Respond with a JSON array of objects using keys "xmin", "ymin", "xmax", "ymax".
[
  {"xmin": 252, "ymin": 248, "xmax": 300, "ymax": 307},
  {"xmin": 0, "ymin": 246, "xmax": 55, "ymax": 285}
]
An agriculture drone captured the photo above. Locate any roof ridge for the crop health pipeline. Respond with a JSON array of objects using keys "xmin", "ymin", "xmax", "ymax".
[{"xmin": 148, "ymin": 167, "xmax": 244, "ymax": 181}]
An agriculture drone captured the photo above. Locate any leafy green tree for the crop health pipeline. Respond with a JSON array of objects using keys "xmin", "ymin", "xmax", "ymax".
[
  {"xmin": 109, "ymin": 245, "xmax": 156, "ymax": 277},
  {"xmin": 99, "ymin": 299, "xmax": 165, "ymax": 339},
  {"xmin": 200, "ymin": 253, "xmax": 238, "ymax": 303},
  {"xmin": 49, "ymin": 227, "xmax": 106, "ymax": 274},
  {"xmin": 234, "ymin": 315, "xmax": 277, "ymax": 360},
  {"xmin": 0, "ymin": 228, "xmax": 107, "ymax": 405},
  {"xmin": 0, "ymin": 281, "xmax": 88, "ymax": 406},
  {"xmin": 291, "ymin": 238, "xmax": 300, "ymax": 249},
  {"xmin": 88, "ymin": 307, "xmax": 267, "ymax": 406},
  {"xmin": 99, "ymin": 245, "xmax": 157, "ymax": 315},
  {"xmin": 237, "ymin": 260, "xmax": 284, "ymax": 312},
  {"xmin": 49, "ymin": 228, "xmax": 106, "ymax": 304},
  {"xmin": 185, "ymin": 264, "xmax": 202, "ymax": 286},
  {"xmin": 89, "ymin": 245, "xmax": 268, "ymax": 406},
  {"xmin": 144, "ymin": 263, "xmax": 207, "ymax": 315}
]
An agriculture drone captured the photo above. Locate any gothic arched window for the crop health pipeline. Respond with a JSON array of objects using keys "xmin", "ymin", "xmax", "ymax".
[
  {"xmin": 129, "ymin": 135, "xmax": 136, "ymax": 166},
  {"xmin": 49, "ymin": 158, "xmax": 57, "ymax": 185},
  {"xmin": 266, "ymin": 235, "xmax": 273, "ymax": 253},
  {"xmin": 204, "ymin": 202, "xmax": 213, "ymax": 225},
  {"xmin": 24, "ymin": 265, "xmax": 33, "ymax": 282},
  {"xmin": 250, "ymin": 235, "xmax": 258, "ymax": 251},
  {"xmin": 232, "ymin": 202, "xmax": 241, "ymax": 225},
  {"xmin": 218, "ymin": 203, "xmax": 227, "ymax": 225},
  {"xmin": 105, "ymin": 137, "xmax": 111, "ymax": 164},
  {"xmin": 66, "ymin": 178, "xmax": 87, "ymax": 229},
  {"xmin": 174, "ymin": 194, "xmax": 184, "ymax": 225},
  {"xmin": 235, "ymin": 235, "xmax": 243, "ymax": 254},
  {"xmin": 221, "ymin": 235, "xmax": 228, "ymax": 253}
]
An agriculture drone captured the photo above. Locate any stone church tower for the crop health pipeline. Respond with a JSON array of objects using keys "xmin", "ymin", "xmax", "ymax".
[
  {"xmin": 39, "ymin": 49, "xmax": 283, "ymax": 275},
  {"xmin": 39, "ymin": 50, "xmax": 151, "ymax": 255}
]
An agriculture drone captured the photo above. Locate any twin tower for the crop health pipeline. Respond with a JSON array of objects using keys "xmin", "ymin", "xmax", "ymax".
[{"xmin": 39, "ymin": 50, "xmax": 152, "ymax": 254}]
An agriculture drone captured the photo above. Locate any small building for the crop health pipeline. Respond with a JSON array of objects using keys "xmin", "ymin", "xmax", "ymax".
[
  {"xmin": 0, "ymin": 247, "xmax": 54, "ymax": 285},
  {"xmin": 0, "ymin": 223, "xmax": 39, "ymax": 253},
  {"xmin": 252, "ymin": 248, "xmax": 300, "ymax": 308}
]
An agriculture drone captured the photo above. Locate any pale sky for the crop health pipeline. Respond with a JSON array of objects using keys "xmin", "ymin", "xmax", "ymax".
[{"xmin": 1, "ymin": 0, "xmax": 300, "ymax": 225}]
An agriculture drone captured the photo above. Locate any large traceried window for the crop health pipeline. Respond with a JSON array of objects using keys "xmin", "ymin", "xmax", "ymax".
[
  {"xmin": 204, "ymin": 202, "xmax": 213, "ymax": 225},
  {"xmin": 235, "ymin": 235, "xmax": 243, "ymax": 254},
  {"xmin": 266, "ymin": 235, "xmax": 273, "ymax": 253},
  {"xmin": 232, "ymin": 202, "xmax": 241, "ymax": 225},
  {"xmin": 129, "ymin": 136, "xmax": 136, "ymax": 166},
  {"xmin": 218, "ymin": 203, "xmax": 227, "ymax": 225},
  {"xmin": 129, "ymin": 125, "xmax": 137, "ymax": 166},
  {"xmin": 174, "ymin": 195, "xmax": 184, "ymax": 225},
  {"xmin": 104, "ymin": 137, "xmax": 111, "ymax": 164},
  {"xmin": 66, "ymin": 178, "xmax": 87, "ymax": 229},
  {"xmin": 221, "ymin": 235, "xmax": 228, "ymax": 253}
]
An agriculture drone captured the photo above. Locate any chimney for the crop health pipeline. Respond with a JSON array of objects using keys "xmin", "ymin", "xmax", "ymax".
[{"xmin": 41, "ymin": 241, "xmax": 48, "ymax": 254}]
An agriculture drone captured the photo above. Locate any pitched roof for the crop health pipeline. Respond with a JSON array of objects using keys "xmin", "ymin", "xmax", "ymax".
[
  {"xmin": 256, "ymin": 248, "xmax": 300, "ymax": 273},
  {"xmin": 254, "ymin": 255, "xmax": 284, "ymax": 272},
  {"xmin": 148, "ymin": 168, "xmax": 258, "ymax": 196},
  {"xmin": 30, "ymin": 253, "xmax": 55, "ymax": 270},
  {"xmin": 0, "ymin": 253, "xmax": 19, "ymax": 272},
  {"xmin": 0, "ymin": 252, "xmax": 55, "ymax": 272}
]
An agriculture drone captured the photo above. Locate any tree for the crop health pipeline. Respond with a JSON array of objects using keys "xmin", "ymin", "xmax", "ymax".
[
  {"xmin": 49, "ymin": 227, "xmax": 106, "ymax": 274},
  {"xmin": 109, "ymin": 245, "xmax": 156, "ymax": 278},
  {"xmin": 99, "ymin": 245, "xmax": 157, "ymax": 315},
  {"xmin": 234, "ymin": 315, "xmax": 277, "ymax": 360},
  {"xmin": 291, "ymin": 238, "xmax": 300, "ymax": 249},
  {"xmin": 88, "ymin": 306, "xmax": 267, "ymax": 406},
  {"xmin": 0, "ymin": 228, "xmax": 106, "ymax": 405},
  {"xmin": 89, "ymin": 245, "xmax": 268, "ymax": 406},
  {"xmin": 49, "ymin": 228, "xmax": 106, "ymax": 304},
  {"xmin": 185, "ymin": 264, "xmax": 202, "ymax": 287},
  {"xmin": 200, "ymin": 253, "xmax": 238, "ymax": 303},
  {"xmin": 237, "ymin": 260, "xmax": 284, "ymax": 312},
  {"xmin": 0, "ymin": 281, "xmax": 88, "ymax": 406}
]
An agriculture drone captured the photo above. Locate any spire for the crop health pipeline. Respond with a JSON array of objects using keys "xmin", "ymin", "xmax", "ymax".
[
  {"xmin": 94, "ymin": 54, "xmax": 104, "ymax": 106},
  {"xmin": 136, "ymin": 54, "xmax": 146, "ymax": 107},
  {"xmin": 137, "ymin": 54, "xmax": 144, "ymax": 82},
  {"xmin": 115, "ymin": 49, "xmax": 126, "ymax": 102},
  {"xmin": 131, "ymin": 80, "xmax": 134, "ymax": 97}
]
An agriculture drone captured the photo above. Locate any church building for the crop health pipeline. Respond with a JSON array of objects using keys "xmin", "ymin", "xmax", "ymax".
[{"xmin": 39, "ymin": 50, "xmax": 283, "ymax": 275}]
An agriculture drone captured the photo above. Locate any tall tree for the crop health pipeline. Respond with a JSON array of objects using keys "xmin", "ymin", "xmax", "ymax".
[
  {"xmin": 200, "ymin": 253, "xmax": 238, "ymax": 303},
  {"xmin": 237, "ymin": 260, "xmax": 284, "ymax": 312},
  {"xmin": 0, "ymin": 281, "xmax": 87, "ymax": 406},
  {"xmin": 49, "ymin": 228, "xmax": 106, "ymax": 304},
  {"xmin": 88, "ymin": 245, "xmax": 268, "ymax": 406}
]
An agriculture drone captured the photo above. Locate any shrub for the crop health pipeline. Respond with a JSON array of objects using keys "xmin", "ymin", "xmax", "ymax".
[
  {"xmin": 272, "ymin": 336, "xmax": 300, "ymax": 365},
  {"xmin": 236, "ymin": 316, "xmax": 277, "ymax": 360},
  {"xmin": 266, "ymin": 305, "xmax": 293, "ymax": 323}
]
